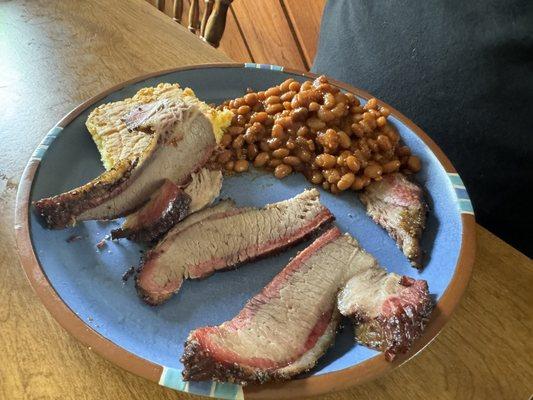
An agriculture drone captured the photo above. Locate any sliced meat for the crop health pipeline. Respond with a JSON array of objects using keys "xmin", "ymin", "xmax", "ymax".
[
  {"xmin": 164, "ymin": 199, "xmax": 238, "ymax": 237},
  {"xmin": 181, "ymin": 228, "xmax": 344, "ymax": 385},
  {"xmin": 338, "ymin": 273, "xmax": 433, "ymax": 362},
  {"xmin": 111, "ymin": 169, "xmax": 222, "ymax": 242},
  {"xmin": 110, "ymin": 179, "xmax": 189, "ymax": 242},
  {"xmin": 121, "ymin": 197, "xmax": 236, "ymax": 245},
  {"xmin": 34, "ymin": 102, "xmax": 216, "ymax": 228},
  {"xmin": 359, "ymin": 173, "xmax": 427, "ymax": 268},
  {"xmin": 182, "ymin": 168, "xmax": 223, "ymax": 214},
  {"xmin": 136, "ymin": 189, "xmax": 334, "ymax": 305},
  {"xmin": 181, "ymin": 228, "xmax": 433, "ymax": 384}
]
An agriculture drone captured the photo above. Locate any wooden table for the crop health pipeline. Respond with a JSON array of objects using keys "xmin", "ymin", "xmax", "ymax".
[{"xmin": 1, "ymin": 1, "xmax": 531, "ymax": 399}]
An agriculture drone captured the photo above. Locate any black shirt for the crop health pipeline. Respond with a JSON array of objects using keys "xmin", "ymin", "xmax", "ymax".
[{"xmin": 313, "ymin": 0, "xmax": 533, "ymax": 255}]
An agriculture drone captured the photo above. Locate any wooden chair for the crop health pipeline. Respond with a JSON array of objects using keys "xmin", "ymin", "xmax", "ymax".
[{"xmin": 156, "ymin": 0, "xmax": 233, "ymax": 47}]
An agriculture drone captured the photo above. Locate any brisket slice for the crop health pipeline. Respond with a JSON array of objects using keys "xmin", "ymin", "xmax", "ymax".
[
  {"xmin": 111, "ymin": 169, "xmax": 222, "ymax": 242},
  {"xmin": 182, "ymin": 229, "xmax": 433, "ymax": 384},
  {"xmin": 136, "ymin": 189, "xmax": 334, "ymax": 305},
  {"xmin": 181, "ymin": 228, "xmax": 344, "ymax": 385},
  {"xmin": 163, "ymin": 199, "xmax": 238, "ymax": 237},
  {"xmin": 34, "ymin": 102, "xmax": 215, "ymax": 228},
  {"xmin": 110, "ymin": 179, "xmax": 189, "ymax": 242},
  {"xmin": 359, "ymin": 173, "xmax": 427, "ymax": 268},
  {"xmin": 134, "ymin": 198, "xmax": 239, "ymax": 302},
  {"xmin": 337, "ymin": 271, "xmax": 433, "ymax": 362}
]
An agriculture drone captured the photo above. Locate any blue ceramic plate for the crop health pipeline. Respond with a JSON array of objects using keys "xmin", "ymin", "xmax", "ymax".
[{"xmin": 15, "ymin": 64, "xmax": 476, "ymax": 399}]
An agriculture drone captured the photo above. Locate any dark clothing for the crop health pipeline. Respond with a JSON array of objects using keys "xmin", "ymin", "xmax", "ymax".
[{"xmin": 313, "ymin": 0, "xmax": 533, "ymax": 255}]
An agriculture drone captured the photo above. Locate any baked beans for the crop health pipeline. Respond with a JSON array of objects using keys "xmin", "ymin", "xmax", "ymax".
[
  {"xmin": 213, "ymin": 76, "xmax": 421, "ymax": 191},
  {"xmin": 234, "ymin": 159, "xmax": 249, "ymax": 172},
  {"xmin": 337, "ymin": 172, "xmax": 356, "ymax": 191},
  {"xmin": 274, "ymin": 163, "xmax": 293, "ymax": 179}
]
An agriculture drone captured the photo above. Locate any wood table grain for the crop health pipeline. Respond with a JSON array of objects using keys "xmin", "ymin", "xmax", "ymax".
[{"xmin": 0, "ymin": 1, "xmax": 531, "ymax": 399}]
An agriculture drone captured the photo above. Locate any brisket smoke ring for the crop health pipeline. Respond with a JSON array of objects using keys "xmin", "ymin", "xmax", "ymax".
[
  {"xmin": 182, "ymin": 227, "xmax": 434, "ymax": 384},
  {"xmin": 136, "ymin": 189, "xmax": 335, "ymax": 305}
]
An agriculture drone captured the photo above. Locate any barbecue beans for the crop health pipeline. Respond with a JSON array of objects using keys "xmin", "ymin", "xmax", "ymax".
[
  {"xmin": 310, "ymin": 171, "xmax": 324, "ymax": 184},
  {"xmin": 274, "ymin": 163, "xmax": 293, "ymax": 179},
  {"xmin": 309, "ymin": 101, "xmax": 320, "ymax": 112},
  {"xmin": 266, "ymin": 103, "xmax": 284, "ymax": 115},
  {"xmin": 283, "ymin": 156, "xmax": 301, "ymax": 167},
  {"xmin": 364, "ymin": 164, "xmax": 383, "ymax": 179},
  {"xmin": 234, "ymin": 159, "xmax": 249, "ymax": 172},
  {"xmin": 217, "ymin": 150, "xmax": 232, "ymax": 164},
  {"xmin": 254, "ymin": 152, "xmax": 270, "ymax": 167},
  {"xmin": 265, "ymin": 87, "xmax": 281, "ymax": 97},
  {"xmin": 215, "ymin": 75, "xmax": 420, "ymax": 191},
  {"xmin": 220, "ymin": 134, "xmax": 232, "ymax": 148},
  {"xmin": 244, "ymin": 93, "xmax": 258, "ymax": 106},
  {"xmin": 269, "ymin": 159, "xmax": 282, "ymax": 168},
  {"xmin": 247, "ymin": 143, "xmax": 258, "ymax": 160},
  {"xmin": 337, "ymin": 173, "xmax": 356, "ymax": 191},
  {"xmin": 407, "ymin": 155, "xmax": 422, "ymax": 172},
  {"xmin": 250, "ymin": 112, "xmax": 268, "ymax": 124},
  {"xmin": 225, "ymin": 160, "xmax": 235, "ymax": 171},
  {"xmin": 237, "ymin": 105, "xmax": 250, "ymax": 115},
  {"xmin": 323, "ymin": 169, "xmax": 341, "ymax": 184},
  {"xmin": 266, "ymin": 96, "xmax": 281, "ymax": 105},
  {"xmin": 279, "ymin": 79, "xmax": 293, "ymax": 92},
  {"xmin": 232, "ymin": 134, "xmax": 244, "ymax": 149},
  {"xmin": 315, "ymin": 154, "xmax": 336, "ymax": 169},
  {"xmin": 267, "ymin": 137, "xmax": 282, "ymax": 150},
  {"xmin": 382, "ymin": 159, "xmax": 401, "ymax": 173},
  {"xmin": 272, "ymin": 148, "xmax": 289, "ymax": 159},
  {"xmin": 289, "ymin": 81, "xmax": 301, "ymax": 92}
]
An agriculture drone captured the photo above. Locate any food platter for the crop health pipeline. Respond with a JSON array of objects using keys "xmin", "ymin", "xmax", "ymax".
[{"xmin": 15, "ymin": 63, "xmax": 475, "ymax": 399}]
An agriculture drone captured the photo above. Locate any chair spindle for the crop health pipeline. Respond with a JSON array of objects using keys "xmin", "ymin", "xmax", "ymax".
[
  {"xmin": 188, "ymin": 0, "xmax": 200, "ymax": 33},
  {"xmin": 203, "ymin": 0, "xmax": 233, "ymax": 48},
  {"xmin": 200, "ymin": 0, "xmax": 215, "ymax": 37},
  {"xmin": 173, "ymin": 0, "xmax": 183, "ymax": 23}
]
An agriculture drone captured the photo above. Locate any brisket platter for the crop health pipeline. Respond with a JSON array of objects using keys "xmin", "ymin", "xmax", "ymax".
[
  {"xmin": 181, "ymin": 227, "xmax": 433, "ymax": 384},
  {"xmin": 34, "ymin": 101, "xmax": 216, "ymax": 228},
  {"xmin": 359, "ymin": 173, "xmax": 427, "ymax": 268},
  {"xmin": 30, "ymin": 78, "xmax": 442, "ymax": 389},
  {"xmin": 136, "ymin": 189, "xmax": 334, "ymax": 305},
  {"xmin": 111, "ymin": 168, "xmax": 222, "ymax": 242}
]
